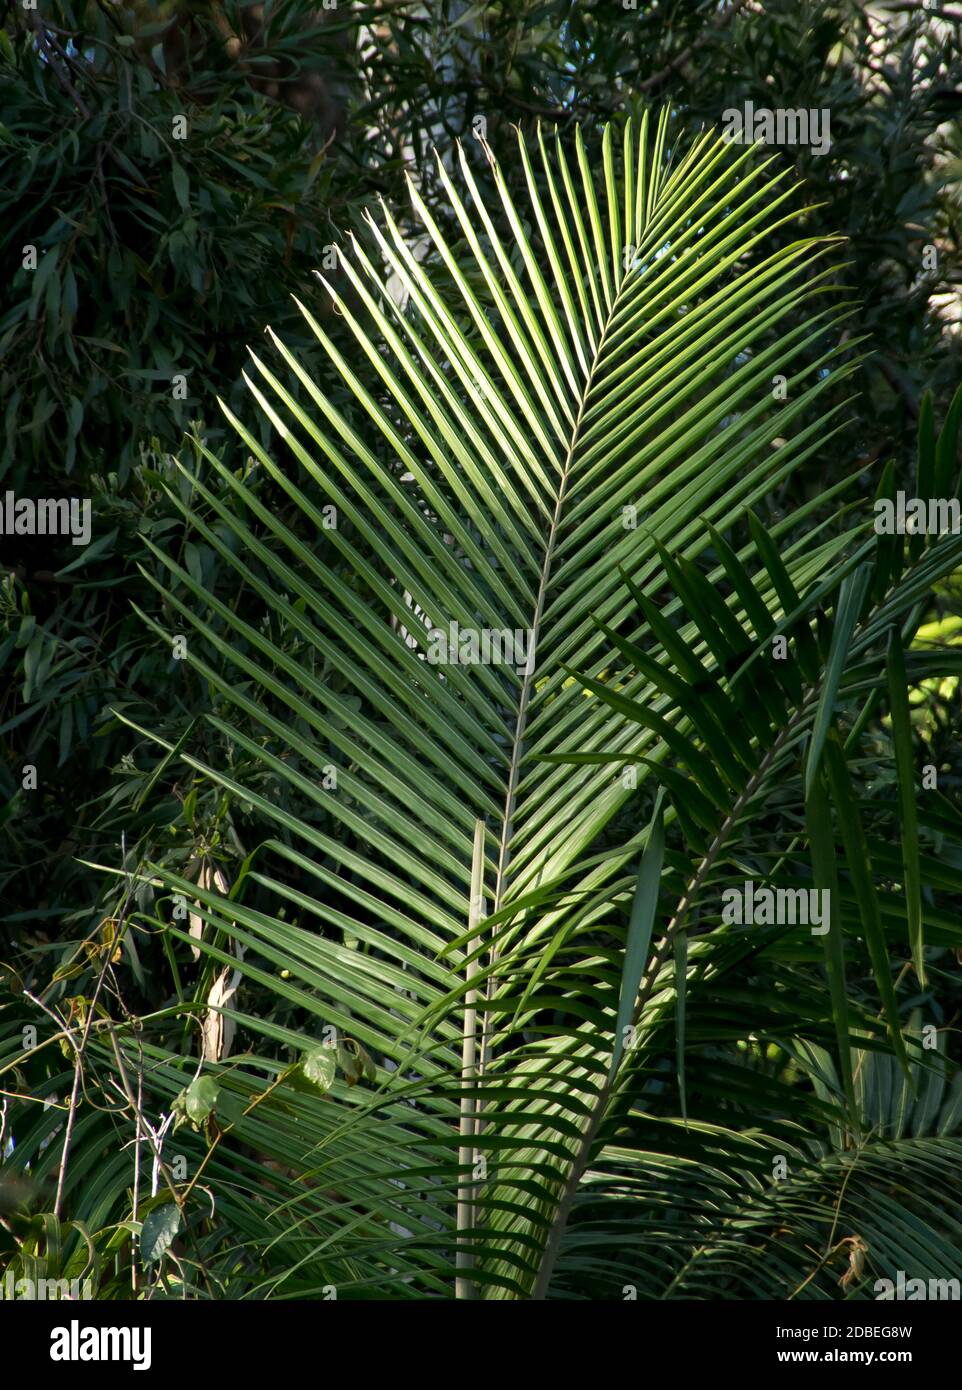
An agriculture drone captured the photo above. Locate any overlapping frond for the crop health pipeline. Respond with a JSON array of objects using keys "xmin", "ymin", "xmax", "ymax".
[{"xmin": 13, "ymin": 113, "xmax": 959, "ymax": 1301}]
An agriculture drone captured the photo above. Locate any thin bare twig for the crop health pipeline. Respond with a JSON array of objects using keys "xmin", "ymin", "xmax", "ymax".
[{"xmin": 27, "ymin": 842, "xmax": 139, "ymax": 1219}]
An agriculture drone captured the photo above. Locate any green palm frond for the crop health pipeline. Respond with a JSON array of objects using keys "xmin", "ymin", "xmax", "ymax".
[
  {"xmin": 122, "ymin": 114, "xmax": 854, "ymax": 1293},
  {"xmin": 7, "ymin": 114, "xmax": 960, "ymax": 1302}
]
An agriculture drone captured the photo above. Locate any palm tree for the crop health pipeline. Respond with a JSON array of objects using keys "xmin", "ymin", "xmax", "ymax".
[{"xmin": 8, "ymin": 111, "xmax": 962, "ymax": 1301}]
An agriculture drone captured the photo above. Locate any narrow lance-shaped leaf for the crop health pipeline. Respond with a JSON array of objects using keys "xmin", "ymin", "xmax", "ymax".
[
  {"xmin": 823, "ymin": 733, "xmax": 911, "ymax": 1079},
  {"xmin": 873, "ymin": 458, "xmax": 900, "ymax": 602},
  {"xmin": 912, "ymin": 391, "xmax": 935, "ymax": 562},
  {"xmin": 916, "ymin": 389, "xmax": 936, "ymax": 500},
  {"xmin": 674, "ymin": 927, "xmax": 688, "ymax": 1123},
  {"xmin": 805, "ymin": 765, "xmax": 857, "ymax": 1123},
  {"xmin": 886, "ymin": 628, "xmax": 925, "ymax": 985},
  {"xmin": 934, "ymin": 380, "xmax": 962, "ymax": 497},
  {"xmin": 611, "ymin": 788, "xmax": 665, "ymax": 1077},
  {"xmin": 805, "ymin": 562, "xmax": 872, "ymax": 796}
]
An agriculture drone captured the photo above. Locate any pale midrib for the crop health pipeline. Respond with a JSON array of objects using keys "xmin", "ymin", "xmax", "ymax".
[{"xmin": 482, "ymin": 303, "xmax": 619, "ymax": 1027}]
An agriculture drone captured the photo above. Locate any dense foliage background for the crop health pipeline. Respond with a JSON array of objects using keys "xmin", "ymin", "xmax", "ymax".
[{"xmin": 2, "ymin": 0, "xmax": 962, "ymax": 1302}]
